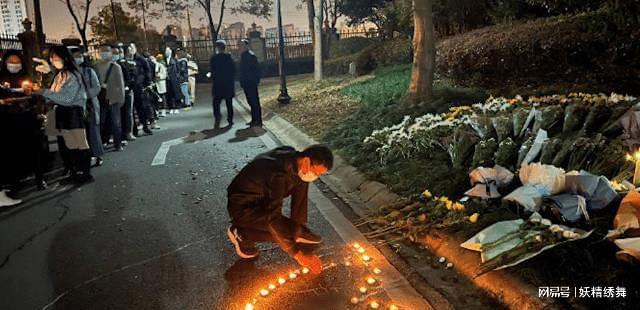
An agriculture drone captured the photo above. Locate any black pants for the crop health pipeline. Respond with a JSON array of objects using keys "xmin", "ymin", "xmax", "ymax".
[
  {"xmin": 121, "ymin": 91, "xmax": 133, "ymax": 137},
  {"xmin": 100, "ymin": 101, "xmax": 123, "ymax": 147},
  {"xmin": 227, "ymin": 198, "xmax": 308, "ymax": 257},
  {"xmin": 243, "ymin": 83, "xmax": 262, "ymax": 125},
  {"xmin": 212, "ymin": 96, "xmax": 234, "ymax": 124},
  {"xmin": 133, "ymin": 86, "xmax": 152, "ymax": 125}
]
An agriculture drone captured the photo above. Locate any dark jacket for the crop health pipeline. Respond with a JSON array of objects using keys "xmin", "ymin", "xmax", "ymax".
[
  {"xmin": 117, "ymin": 58, "xmax": 136, "ymax": 89},
  {"xmin": 239, "ymin": 50, "xmax": 261, "ymax": 88},
  {"xmin": 227, "ymin": 146, "xmax": 308, "ymax": 221},
  {"xmin": 133, "ymin": 54, "xmax": 151, "ymax": 86},
  {"xmin": 209, "ymin": 52, "xmax": 235, "ymax": 98},
  {"xmin": 176, "ymin": 58, "xmax": 189, "ymax": 84}
]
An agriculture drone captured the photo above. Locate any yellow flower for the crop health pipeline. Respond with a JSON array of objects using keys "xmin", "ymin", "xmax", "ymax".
[
  {"xmin": 422, "ymin": 189, "xmax": 432, "ymax": 198},
  {"xmin": 454, "ymin": 203, "xmax": 465, "ymax": 211},
  {"xmin": 469, "ymin": 213, "xmax": 479, "ymax": 223}
]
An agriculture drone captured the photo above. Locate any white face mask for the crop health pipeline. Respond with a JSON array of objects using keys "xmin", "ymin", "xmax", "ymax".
[
  {"xmin": 74, "ymin": 57, "xmax": 84, "ymax": 65},
  {"xmin": 52, "ymin": 60, "xmax": 64, "ymax": 70},
  {"xmin": 100, "ymin": 52, "xmax": 112, "ymax": 61},
  {"xmin": 7, "ymin": 63, "xmax": 22, "ymax": 73},
  {"xmin": 298, "ymin": 170, "xmax": 319, "ymax": 183}
]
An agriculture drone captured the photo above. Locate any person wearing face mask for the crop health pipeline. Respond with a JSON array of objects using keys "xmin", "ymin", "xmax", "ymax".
[
  {"xmin": 126, "ymin": 43, "xmax": 153, "ymax": 135},
  {"xmin": 0, "ymin": 50, "xmax": 48, "ymax": 206},
  {"xmin": 151, "ymin": 54, "xmax": 168, "ymax": 117},
  {"xmin": 175, "ymin": 49, "xmax": 190, "ymax": 109},
  {"xmin": 94, "ymin": 44, "xmax": 125, "ymax": 151},
  {"xmin": 115, "ymin": 45, "xmax": 136, "ymax": 141},
  {"xmin": 225, "ymin": 144, "xmax": 333, "ymax": 274},
  {"xmin": 28, "ymin": 46, "xmax": 93, "ymax": 184},
  {"xmin": 70, "ymin": 47, "xmax": 104, "ymax": 166},
  {"xmin": 164, "ymin": 47, "xmax": 182, "ymax": 114},
  {"xmin": 208, "ymin": 40, "xmax": 235, "ymax": 128}
]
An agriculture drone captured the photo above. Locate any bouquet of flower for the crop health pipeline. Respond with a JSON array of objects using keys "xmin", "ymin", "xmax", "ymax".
[
  {"xmin": 517, "ymin": 135, "xmax": 535, "ymax": 167},
  {"xmin": 512, "ymin": 107, "xmax": 532, "ymax": 137},
  {"xmin": 551, "ymin": 138, "xmax": 577, "ymax": 168},
  {"xmin": 539, "ymin": 138, "xmax": 563, "ymax": 164},
  {"xmin": 492, "ymin": 115, "xmax": 513, "ymax": 142},
  {"xmin": 495, "ymin": 138, "xmax": 519, "ymax": 171},
  {"xmin": 532, "ymin": 105, "xmax": 564, "ymax": 135},
  {"xmin": 472, "ymin": 138, "xmax": 498, "ymax": 168},
  {"xmin": 470, "ymin": 115, "xmax": 497, "ymax": 140},
  {"xmin": 589, "ymin": 137, "xmax": 631, "ymax": 179},
  {"xmin": 582, "ymin": 104, "xmax": 611, "ymax": 135},
  {"xmin": 566, "ymin": 135, "xmax": 606, "ymax": 171},
  {"xmin": 600, "ymin": 104, "xmax": 633, "ymax": 137},
  {"xmin": 446, "ymin": 125, "xmax": 479, "ymax": 168},
  {"xmin": 562, "ymin": 104, "xmax": 588, "ymax": 133}
]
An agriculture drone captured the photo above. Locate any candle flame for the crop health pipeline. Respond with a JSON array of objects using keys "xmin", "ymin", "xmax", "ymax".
[
  {"xmin": 357, "ymin": 248, "xmax": 365, "ymax": 254},
  {"xmin": 359, "ymin": 286, "xmax": 368, "ymax": 293},
  {"xmin": 353, "ymin": 243, "xmax": 361, "ymax": 249},
  {"xmin": 369, "ymin": 301, "xmax": 380, "ymax": 309},
  {"xmin": 362, "ymin": 255, "xmax": 371, "ymax": 262},
  {"xmin": 288, "ymin": 272, "xmax": 297, "ymax": 279},
  {"xmin": 301, "ymin": 267, "xmax": 309, "ymax": 274},
  {"xmin": 389, "ymin": 304, "xmax": 399, "ymax": 310},
  {"xmin": 278, "ymin": 277, "xmax": 286, "ymax": 285},
  {"xmin": 245, "ymin": 303, "xmax": 254, "ymax": 310},
  {"xmin": 373, "ymin": 268, "xmax": 382, "ymax": 274},
  {"xmin": 366, "ymin": 277, "xmax": 376, "ymax": 285},
  {"xmin": 268, "ymin": 284, "xmax": 276, "ymax": 290},
  {"xmin": 260, "ymin": 289, "xmax": 270, "ymax": 297}
]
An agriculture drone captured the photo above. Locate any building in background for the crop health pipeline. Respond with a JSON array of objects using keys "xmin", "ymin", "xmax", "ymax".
[
  {"xmin": 0, "ymin": 0, "xmax": 27, "ymax": 35},
  {"xmin": 265, "ymin": 24, "xmax": 296, "ymax": 38},
  {"xmin": 221, "ymin": 22, "xmax": 244, "ymax": 38}
]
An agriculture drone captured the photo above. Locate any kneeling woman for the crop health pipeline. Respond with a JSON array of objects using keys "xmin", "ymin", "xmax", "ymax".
[{"xmin": 33, "ymin": 46, "xmax": 93, "ymax": 184}]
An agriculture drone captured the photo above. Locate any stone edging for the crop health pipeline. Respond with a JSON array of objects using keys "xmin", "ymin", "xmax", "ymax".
[{"xmin": 236, "ymin": 95, "xmax": 556, "ymax": 309}]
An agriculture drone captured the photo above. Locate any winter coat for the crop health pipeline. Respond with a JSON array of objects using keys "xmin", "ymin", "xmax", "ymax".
[
  {"xmin": 209, "ymin": 53, "xmax": 235, "ymax": 98},
  {"xmin": 239, "ymin": 50, "xmax": 261, "ymax": 88},
  {"xmin": 94, "ymin": 61, "xmax": 125, "ymax": 104},
  {"xmin": 78, "ymin": 65, "xmax": 101, "ymax": 124},
  {"xmin": 176, "ymin": 58, "xmax": 189, "ymax": 84},
  {"xmin": 154, "ymin": 60, "xmax": 167, "ymax": 94},
  {"xmin": 227, "ymin": 146, "xmax": 308, "ymax": 219}
]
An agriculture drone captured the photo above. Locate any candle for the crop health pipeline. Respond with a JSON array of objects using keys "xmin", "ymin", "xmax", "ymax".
[
  {"xmin": 288, "ymin": 272, "xmax": 297, "ymax": 279},
  {"xmin": 278, "ymin": 277, "xmax": 286, "ymax": 285},
  {"xmin": 389, "ymin": 304, "xmax": 399, "ymax": 310},
  {"xmin": 245, "ymin": 303, "xmax": 254, "ymax": 310},
  {"xmin": 362, "ymin": 255, "xmax": 371, "ymax": 262},
  {"xmin": 268, "ymin": 283, "xmax": 276, "ymax": 290},
  {"xmin": 353, "ymin": 243, "xmax": 361, "ymax": 249},
  {"xmin": 373, "ymin": 268, "xmax": 382, "ymax": 274},
  {"xmin": 301, "ymin": 267, "xmax": 309, "ymax": 274},
  {"xmin": 357, "ymin": 248, "xmax": 366, "ymax": 254},
  {"xmin": 350, "ymin": 297, "xmax": 359, "ymax": 304},
  {"xmin": 366, "ymin": 277, "xmax": 376, "ymax": 285},
  {"xmin": 370, "ymin": 301, "xmax": 380, "ymax": 309},
  {"xmin": 260, "ymin": 289, "xmax": 269, "ymax": 297},
  {"xmin": 359, "ymin": 286, "xmax": 368, "ymax": 293}
]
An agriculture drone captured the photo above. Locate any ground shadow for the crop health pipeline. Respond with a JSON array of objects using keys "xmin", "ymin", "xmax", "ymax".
[
  {"xmin": 46, "ymin": 173, "xmax": 188, "ymax": 310},
  {"xmin": 228, "ymin": 127, "xmax": 267, "ymax": 143},
  {"xmin": 183, "ymin": 127, "xmax": 233, "ymax": 143}
]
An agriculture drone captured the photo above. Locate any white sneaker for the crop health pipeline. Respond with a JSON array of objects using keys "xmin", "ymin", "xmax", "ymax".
[
  {"xmin": 0, "ymin": 190, "xmax": 22, "ymax": 208},
  {"xmin": 174, "ymin": 109, "xmax": 180, "ymax": 114}
]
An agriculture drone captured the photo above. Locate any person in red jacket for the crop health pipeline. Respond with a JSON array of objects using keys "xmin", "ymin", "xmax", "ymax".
[{"xmin": 226, "ymin": 145, "xmax": 333, "ymax": 274}]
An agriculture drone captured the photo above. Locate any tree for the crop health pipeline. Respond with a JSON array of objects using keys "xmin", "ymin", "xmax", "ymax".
[
  {"xmin": 59, "ymin": 0, "xmax": 94, "ymax": 49},
  {"xmin": 89, "ymin": 3, "xmax": 142, "ymax": 44},
  {"xmin": 406, "ymin": 0, "xmax": 435, "ymax": 106},
  {"xmin": 323, "ymin": 0, "xmax": 343, "ymax": 30}
]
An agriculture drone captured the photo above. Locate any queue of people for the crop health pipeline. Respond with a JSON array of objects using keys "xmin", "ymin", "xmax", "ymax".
[{"xmin": 0, "ymin": 43, "xmax": 197, "ymax": 208}]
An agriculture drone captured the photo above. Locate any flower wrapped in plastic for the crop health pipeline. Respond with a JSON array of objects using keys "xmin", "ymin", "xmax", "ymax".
[
  {"xmin": 551, "ymin": 138, "xmax": 578, "ymax": 168},
  {"xmin": 582, "ymin": 104, "xmax": 611, "ymax": 135},
  {"xmin": 566, "ymin": 135, "xmax": 605, "ymax": 171},
  {"xmin": 517, "ymin": 135, "xmax": 535, "ymax": 168},
  {"xmin": 512, "ymin": 107, "xmax": 533, "ymax": 137},
  {"xmin": 600, "ymin": 104, "xmax": 634, "ymax": 137},
  {"xmin": 539, "ymin": 137, "xmax": 563, "ymax": 164},
  {"xmin": 472, "ymin": 138, "xmax": 498, "ymax": 168},
  {"xmin": 492, "ymin": 115, "xmax": 513, "ymax": 142},
  {"xmin": 445, "ymin": 125, "xmax": 479, "ymax": 168},
  {"xmin": 494, "ymin": 138, "xmax": 518, "ymax": 171},
  {"xmin": 470, "ymin": 115, "xmax": 496, "ymax": 140},
  {"xmin": 590, "ymin": 137, "xmax": 633, "ymax": 178},
  {"xmin": 562, "ymin": 104, "xmax": 588, "ymax": 133},
  {"xmin": 532, "ymin": 105, "xmax": 564, "ymax": 134}
]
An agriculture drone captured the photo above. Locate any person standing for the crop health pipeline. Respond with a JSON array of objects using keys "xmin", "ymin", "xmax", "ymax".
[
  {"xmin": 226, "ymin": 145, "xmax": 333, "ymax": 274},
  {"xmin": 208, "ymin": 40, "xmax": 235, "ymax": 128},
  {"xmin": 127, "ymin": 43, "xmax": 153, "ymax": 135},
  {"xmin": 239, "ymin": 39, "xmax": 262, "ymax": 128},
  {"xmin": 71, "ymin": 47, "xmax": 104, "ymax": 166},
  {"xmin": 150, "ymin": 55, "xmax": 168, "ymax": 117},
  {"xmin": 95, "ymin": 44, "xmax": 125, "ymax": 152},
  {"xmin": 115, "ymin": 46, "xmax": 136, "ymax": 142},
  {"xmin": 187, "ymin": 54, "xmax": 199, "ymax": 104},
  {"xmin": 176, "ymin": 50, "xmax": 190, "ymax": 109},
  {"xmin": 165, "ymin": 47, "xmax": 182, "ymax": 114},
  {"xmin": 32, "ymin": 46, "xmax": 93, "ymax": 184}
]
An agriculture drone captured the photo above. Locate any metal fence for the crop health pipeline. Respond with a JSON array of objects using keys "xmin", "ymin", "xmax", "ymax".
[{"xmin": 0, "ymin": 33, "xmax": 63, "ymax": 57}]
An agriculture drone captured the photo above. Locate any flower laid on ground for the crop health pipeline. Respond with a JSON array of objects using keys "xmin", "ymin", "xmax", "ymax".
[{"xmin": 422, "ymin": 189, "xmax": 432, "ymax": 198}]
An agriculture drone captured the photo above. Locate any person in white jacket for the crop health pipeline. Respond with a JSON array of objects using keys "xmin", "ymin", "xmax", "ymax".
[
  {"xmin": 152, "ymin": 55, "xmax": 168, "ymax": 117},
  {"xmin": 187, "ymin": 54, "xmax": 198, "ymax": 104}
]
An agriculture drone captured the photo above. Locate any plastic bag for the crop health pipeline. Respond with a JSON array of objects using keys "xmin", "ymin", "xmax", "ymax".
[
  {"xmin": 582, "ymin": 104, "xmax": 611, "ymax": 135},
  {"xmin": 562, "ymin": 105, "xmax": 588, "ymax": 133},
  {"xmin": 492, "ymin": 115, "xmax": 513, "ymax": 142},
  {"xmin": 504, "ymin": 184, "xmax": 551, "ymax": 212},
  {"xmin": 470, "ymin": 115, "xmax": 496, "ymax": 140},
  {"xmin": 519, "ymin": 162, "xmax": 566, "ymax": 194},
  {"xmin": 447, "ymin": 126, "xmax": 478, "ymax": 168},
  {"xmin": 532, "ymin": 105, "xmax": 564, "ymax": 134},
  {"xmin": 512, "ymin": 107, "xmax": 532, "ymax": 137},
  {"xmin": 465, "ymin": 165, "xmax": 515, "ymax": 199},
  {"xmin": 472, "ymin": 138, "xmax": 498, "ymax": 168},
  {"xmin": 540, "ymin": 138, "xmax": 563, "ymax": 164}
]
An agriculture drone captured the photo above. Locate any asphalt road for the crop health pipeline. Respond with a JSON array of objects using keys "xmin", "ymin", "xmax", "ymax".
[{"xmin": 0, "ymin": 86, "xmax": 404, "ymax": 310}]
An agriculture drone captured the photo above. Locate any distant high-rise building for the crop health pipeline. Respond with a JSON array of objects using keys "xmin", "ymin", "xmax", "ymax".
[
  {"xmin": 265, "ymin": 24, "xmax": 296, "ymax": 37},
  {"xmin": 0, "ymin": 0, "xmax": 27, "ymax": 35},
  {"xmin": 221, "ymin": 22, "xmax": 245, "ymax": 38}
]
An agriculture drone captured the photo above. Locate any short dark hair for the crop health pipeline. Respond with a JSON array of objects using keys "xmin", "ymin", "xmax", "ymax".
[
  {"xmin": 301, "ymin": 144, "xmax": 333, "ymax": 170},
  {"xmin": 48, "ymin": 45, "xmax": 78, "ymax": 73}
]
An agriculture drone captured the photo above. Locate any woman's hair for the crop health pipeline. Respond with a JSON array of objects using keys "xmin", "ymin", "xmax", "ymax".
[
  {"xmin": 48, "ymin": 45, "xmax": 79, "ymax": 73},
  {"xmin": 0, "ymin": 49, "xmax": 26, "ymax": 74}
]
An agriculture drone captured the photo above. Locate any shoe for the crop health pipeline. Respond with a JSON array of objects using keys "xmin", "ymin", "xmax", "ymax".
[
  {"xmin": 227, "ymin": 120, "xmax": 234, "ymax": 127},
  {"xmin": 121, "ymin": 140, "xmax": 128, "ymax": 146},
  {"xmin": 115, "ymin": 145, "xmax": 124, "ymax": 152},
  {"xmin": 150, "ymin": 122, "xmax": 160, "ymax": 130},
  {"xmin": 95, "ymin": 157, "xmax": 104, "ymax": 167},
  {"xmin": 293, "ymin": 252, "xmax": 322, "ymax": 275},
  {"xmin": 126, "ymin": 133, "xmax": 137, "ymax": 141},
  {"xmin": 37, "ymin": 180, "xmax": 48, "ymax": 191},
  {"xmin": 143, "ymin": 126, "xmax": 153, "ymax": 135},
  {"xmin": 226, "ymin": 226, "xmax": 259, "ymax": 259},
  {"xmin": 0, "ymin": 189, "xmax": 22, "ymax": 208},
  {"xmin": 183, "ymin": 106, "xmax": 192, "ymax": 111},
  {"xmin": 295, "ymin": 226, "xmax": 323, "ymax": 244}
]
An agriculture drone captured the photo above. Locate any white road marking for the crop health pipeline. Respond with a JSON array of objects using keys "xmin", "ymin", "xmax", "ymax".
[{"xmin": 151, "ymin": 138, "xmax": 183, "ymax": 166}]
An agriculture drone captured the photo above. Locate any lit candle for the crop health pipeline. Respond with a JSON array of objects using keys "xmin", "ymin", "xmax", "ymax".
[
  {"xmin": 362, "ymin": 255, "xmax": 371, "ymax": 262},
  {"xmin": 268, "ymin": 283, "xmax": 276, "ymax": 290},
  {"xmin": 353, "ymin": 243, "xmax": 361, "ymax": 249},
  {"xmin": 288, "ymin": 272, "xmax": 297, "ymax": 279},
  {"xmin": 370, "ymin": 301, "xmax": 380, "ymax": 309},
  {"xmin": 389, "ymin": 304, "xmax": 399, "ymax": 310},
  {"xmin": 245, "ymin": 303, "xmax": 254, "ymax": 310},
  {"xmin": 373, "ymin": 268, "xmax": 382, "ymax": 274},
  {"xmin": 359, "ymin": 286, "xmax": 368, "ymax": 294},
  {"xmin": 357, "ymin": 248, "xmax": 366, "ymax": 254},
  {"xmin": 278, "ymin": 277, "xmax": 286, "ymax": 285},
  {"xmin": 301, "ymin": 267, "xmax": 309, "ymax": 274},
  {"xmin": 345, "ymin": 261, "xmax": 352, "ymax": 266},
  {"xmin": 350, "ymin": 297, "xmax": 359, "ymax": 304},
  {"xmin": 366, "ymin": 277, "xmax": 376, "ymax": 285},
  {"xmin": 260, "ymin": 289, "xmax": 269, "ymax": 297}
]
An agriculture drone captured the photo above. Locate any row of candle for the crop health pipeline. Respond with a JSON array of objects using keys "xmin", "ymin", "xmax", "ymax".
[
  {"xmin": 244, "ymin": 267, "xmax": 311, "ymax": 309},
  {"xmin": 351, "ymin": 242, "xmax": 400, "ymax": 309}
]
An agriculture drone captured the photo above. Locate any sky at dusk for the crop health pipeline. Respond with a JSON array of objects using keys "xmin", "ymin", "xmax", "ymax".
[{"xmin": 41, "ymin": 0, "xmax": 315, "ymax": 40}]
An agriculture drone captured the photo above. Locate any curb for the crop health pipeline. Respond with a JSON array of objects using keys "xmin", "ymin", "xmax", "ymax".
[{"xmin": 236, "ymin": 94, "xmax": 553, "ymax": 309}]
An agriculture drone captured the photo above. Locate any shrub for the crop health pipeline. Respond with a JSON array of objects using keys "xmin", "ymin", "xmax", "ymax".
[{"xmin": 329, "ymin": 37, "xmax": 376, "ymax": 58}]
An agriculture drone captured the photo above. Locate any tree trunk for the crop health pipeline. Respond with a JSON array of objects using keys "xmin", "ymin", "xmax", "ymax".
[
  {"xmin": 406, "ymin": 0, "xmax": 435, "ymax": 106},
  {"xmin": 306, "ymin": 0, "xmax": 315, "ymax": 46}
]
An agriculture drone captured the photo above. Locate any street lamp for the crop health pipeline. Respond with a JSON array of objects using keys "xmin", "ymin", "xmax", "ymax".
[{"xmin": 275, "ymin": 0, "xmax": 291, "ymax": 104}]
